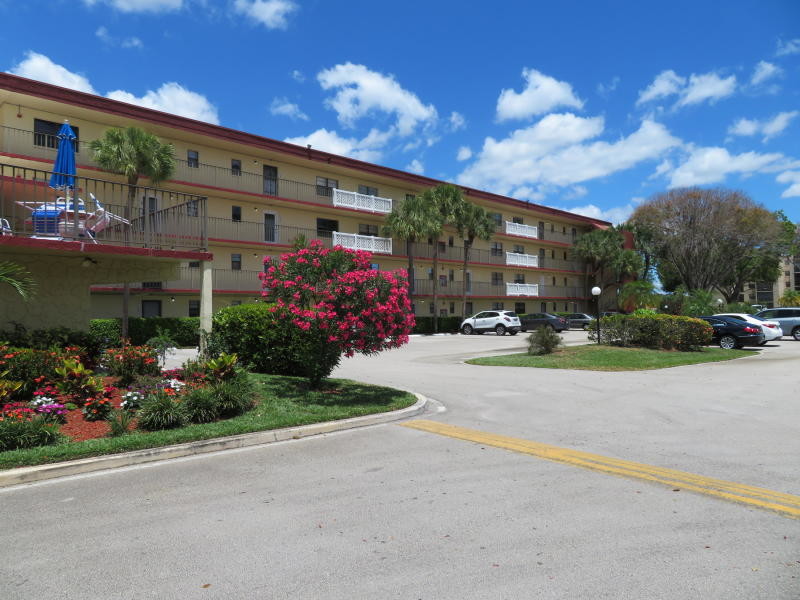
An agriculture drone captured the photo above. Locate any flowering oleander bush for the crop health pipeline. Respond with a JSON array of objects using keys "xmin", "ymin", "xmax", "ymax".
[
  {"xmin": 103, "ymin": 345, "xmax": 160, "ymax": 386},
  {"xmin": 260, "ymin": 241, "xmax": 413, "ymax": 387},
  {"xmin": 589, "ymin": 314, "xmax": 712, "ymax": 351}
]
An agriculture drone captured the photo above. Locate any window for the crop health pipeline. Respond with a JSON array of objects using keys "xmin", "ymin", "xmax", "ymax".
[
  {"xmin": 512, "ymin": 216, "xmax": 523, "ymax": 224},
  {"xmin": 562, "ymin": 225, "xmax": 567, "ymax": 234},
  {"xmin": 449, "ymin": 302, "xmax": 455, "ymax": 314},
  {"xmin": 358, "ymin": 185, "xmax": 378, "ymax": 196},
  {"xmin": 514, "ymin": 274, "xmax": 525, "ymax": 284},
  {"xmin": 263, "ymin": 165, "xmax": 278, "ymax": 195},
  {"xmin": 429, "ymin": 303, "xmax": 435, "ymax": 315},
  {"xmin": 316, "ymin": 176, "xmax": 338, "ymax": 196},
  {"xmin": 186, "ymin": 199, "xmax": 199, "ymax": 217},
  {"xmin": 563, "ymin": 251, "xmax": 568, "ymax": 260},
  {"xmin": 34, "ymin": 119, "xmax": 80, "ymax": 152},
  {"xmin": 550, "ymin": 223, "xmax": 555, "ymax": 232},
  {"xmin": 439, "ymin": 275, "xmax": 447, "ymax": 288},
  {"xmin": 538, "ymin": 221, "xmax": 545, "ymax": 239},
  {"xmin": 465, "ymin": 272, "xmax": 472, "ymax": 292},
  {"xmin": 491, "ymin": 242, "xmax": 503, "ymax": 256},
  {"xmin": 141, "ymin": 300, "xmax": 162, "ymax": 318},
  {"xmin": 491, "ymin": 272, "xmax": 503, "ymax": 285},
  {"xmin": 540, "ymin": 302, "xmax": 547, "ymax": 312},
  {"xmin": 490, "ymin": 213, "xmax": 502, "ymax": 227},
  {"xmin": 188, "ymin": 300, "xmax": 200, "ymax": 317},
  {"xmin": 188, "ymin": 261, "xmax": 200, "ymax": 269},
  {"xmin": 564, "ymin": 277, "xmax": 568, "ymax": 286},
  {"xmin": 571, "ymin": 227, "xmax": 577, "ymax": 240},
  {"xmin": 231, "ymin": 253, "xmax": 242, "ymax": 271},
  {"xmin": 187, "ymin": 150, "xmax": 199, "ymax": 168},
  {"xmin": 552, "ymin": 276, "xmax": 556, "ymax": 286},
  {"xmin": 465, "ymin": 302, "xmax": 473, "ymax": 315},
  {"xmin": 513, "ymin": 244, "xmax": 524, "ymax": 254},
  {"xmin": 231, "ymin": 206, "xmax": 241, "ymax": 222},
  {"xmin": 438, "ymin": 241, "xmax": 446, "ymax": 254},
  {"xmin": 515, "ymin": 302, "xmax": 526, "ymax": 314},
  {"xmin": 358, "ymin": 223, "xmax": 379, "ymax": 236},
  {"xmin": 491, "ymin": 302, "xmax": 504, "ymax": 310},
  {"xmin": 316, "ymin": 218, "xmax": 339, "ymax": 238},
  {"xmin": 231, "ymin": 159, "xmax": 241, "ymax": 176},
  {"xmin": 142, "ymin": 281, "xmax": 162, "ymax": 289},
  {"xmin": 370, "ymin": 263, "xmax": 379, "ymax": 270},
  {"xmin": 448, "ymin": 236, "xmax": 454, "ymax": 247},
  {"xmin": 264, "ymin": 213, "xmax": 277, "ymax": 243},
  {"xmin": 551, "ymin": 250, "xmax": 555, "ymax": 259},
  {"xmin": 449, "ymin": 269, "xmax": 454, "ymax": 282},
  {"xmin": 428, "ymin": 268, "xmax": 434, "ymax": 280}
]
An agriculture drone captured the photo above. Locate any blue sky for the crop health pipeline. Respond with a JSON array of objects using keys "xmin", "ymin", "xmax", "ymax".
[{"xmin": 2, "ymin": 0, "xmax": 799, "ymax": 223}]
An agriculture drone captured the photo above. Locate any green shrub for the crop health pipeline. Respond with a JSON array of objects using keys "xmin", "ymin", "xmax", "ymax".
[
  {"xmin": 89, "ymin": 319, "xmax": 122, "ymax": 347},
  {"xmin": 0, "ymin": 323, "xmax": 106, "ymax": 363},
  {"xmin": 412, "ymin": 316, "xmax": 462, "ymax": 334},
  {"xmin": 0, "ymin": 416, "xmax": 64, "ymax": 451},
  {"xmin": 0, "ymin": 346, "xmax": 62, "ymax": 400},
  {"xmin": 211, "ymin": 373, "xmax": 255, "ymax": 418},
  {"xmin": 90, "ymin": 317, "xmax": 200, "ymax": 347},
  {"xmin": 184, "ymin": 386, "xmax": 219, "ymax": 424},
  {"xmin": 136, "ymin": 391, "xmax": 187, "ymax": 431},
  {"xmin": 527, "ymin": 327, "xmax": 563, "ymax": 356},
  {"xmin": 107, "ymin": 409, "xmax": 134, "ymax": 437},
  {"xmin": 591, "ymin": 313, "xmax": 712, "ymax": 351}
]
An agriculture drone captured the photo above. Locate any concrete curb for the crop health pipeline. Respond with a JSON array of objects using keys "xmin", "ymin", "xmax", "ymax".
[{"xmin": 0, "ymin": 393, "xmax": 430, "ymax": 489}]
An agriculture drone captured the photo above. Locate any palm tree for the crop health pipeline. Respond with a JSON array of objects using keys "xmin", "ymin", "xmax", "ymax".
[
  {"xmin": 90, "ymin": 127, "xmax": 175, "ymax": 340},
  {"xmin": 617, "ymin": 280, "xmax": 657, "ymax": 312},
  {"xmin": 572, "ymin": 227, "xmax": 641, "ymax": 310},
  {"xmin": 0, "ymin": 261, "xmax": 36, "ymax": 300},
  {"xmin": 382, "ymin": 194, "xmax": 438, "ymax": 307},
  {"xmin": 424, "ymin": 184, "xmax": 465, "ymax": 333},
  {"xmin": 453, "ymin": 202, "xmax": 495, "ymax": 318}
]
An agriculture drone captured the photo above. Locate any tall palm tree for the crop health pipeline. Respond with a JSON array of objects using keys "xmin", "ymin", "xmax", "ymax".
[
  {"xmin": 0, "ymin": 261, "xmax": 36, "ymax": 300},
  {"xmin": 90, "ymin": 127, "xmax": 175, "ymax": 339},
  {"xmin": 382, "ymin": 194, "xmax": 438, "ymax": 307},
  {"xmin": 453, "ymin": 202, "xmax": 495, "ymax": 318},
  {"xmin": 425, "ymin": 184, "xmax": 465, "ymax": 333}
]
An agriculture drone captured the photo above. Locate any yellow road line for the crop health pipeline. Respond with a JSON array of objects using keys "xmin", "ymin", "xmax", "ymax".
[{"xmin": 400, "ymin": 420, "xmax": 800, "ymax": 519}]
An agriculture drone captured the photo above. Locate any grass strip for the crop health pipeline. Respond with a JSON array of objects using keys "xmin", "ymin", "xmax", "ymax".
[
  {"xmin": 466, "ymin": 344, "xmax": 753, "ymax": 371},
  {"xmin": 0, "ymin": 374, "xmax": 415, "ymax": 470}
]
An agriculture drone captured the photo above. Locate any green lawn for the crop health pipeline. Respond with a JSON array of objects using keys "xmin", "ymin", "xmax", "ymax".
[
  {"xmin": 0, "ymin": 374, "xmax": 416, "ymax": 470},
  {"xmin": 466, "ymin": 344, "xmax": 753, "ymax": 371}
]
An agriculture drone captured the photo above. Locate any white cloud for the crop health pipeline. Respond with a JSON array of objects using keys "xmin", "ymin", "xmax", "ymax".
[
  {"xmin": 284, "ymin": 128, "xmax": 388, "ymax": 162},
  {"xmin": 269, "ymin": 97, "xmax": 308, "ymax": 120},
  {"xmin": 651, "ymin": 158, "xmax": 674, "ymax": 179},
  {"xmin": 317, "ymin": 62, "xmax": 437, "ymax": 136},
  {"xmin": 405, "ymin": 159, "xmax": 424, "ymax": 174},
  {"xmin": 728, "ymin": 111, "xmax": 798, "ymax": 142},
  {"xmin": 668, "ymin": 146, "xmax": 783, "ymax": 187},
  {"xmin": 596, "ymin": 76, "xmax": 620, "ymax": 97},
  {"xmin": 8, "ymin": 51, "xmax": 96, "ymax": 94},
  {"xmin": 776, "ymin": 38, "xmax": 800, "ymax": 56},
  {"xmin": 496, "ymin": 68, "xmax": 584, "ymax": 121},
  {"xmin": 676, "ymin": 72, "xmax": 736, "ymax": 107},
  {"xmin": 121, "ymin": 36, "xmax": 143, "ymax": 48},
  {"xmin": 291, "ymin": 69, "xmax": 305, "ymax": 82},
  {"xmin": 751, "ymin": 60, "xmax": 782, "ymax": 86},
  {"xmin": 107, "ymin": 82, "xmax": 219, "ymax": 124},
  {"xmin": 95, "ymin": 26, "xmax": 112, "ymax": 44},
  {"xmin": 563, "ymin": 185, "xmax": 588, "ymax": 200},
  {"xmin": 776, "ymin": 171, "xmax": 800, "ymax": 198},
  {"xmin": 456, "ymin": 146, "xmax": 472, "ymax": 161},
  {"xmin": 83, "ymin": 0, "xmax": 182, "ymax": 12},
  {"xmin": 637, "ymin": 70, "xmax": 685, "ymax": 105},
  {"xmin": 449, "ymin": 111, "xmax": 465, "ymax": 131},
  {"xmin": 233, "ymin": 0, "xmax": 297, "ymax": 29},
  {"xmin": 96, "ymin": 26, "xmax": 143, "ymax": 48},
  {"xmin": 457, "ymin": 113, "xmax": 680, "ymax": 195},
  {"xmin": 558, "ymin": 202, "xmax": 635, "ymax": 225}
]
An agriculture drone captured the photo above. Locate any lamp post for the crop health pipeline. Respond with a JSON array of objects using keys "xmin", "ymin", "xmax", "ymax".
[
  {"xmin": 717, "ymin": 298, "xmax": 724, "ymax": 312},
  {"xmin": 591, "ymin": 286, "xmax": 602, "ymax": 344}
]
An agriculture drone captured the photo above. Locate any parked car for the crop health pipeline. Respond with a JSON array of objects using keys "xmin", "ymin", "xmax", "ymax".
[
  {"xmin": 699, "ymin": 315, "xmax": 765, "ymax": 349},
  {"xmin": 713, "ymin": 313, "xmax": 782, "ymax": 344},
  {"xmin": 600, "ymin": 311, "xmax": 621, "ymax": 318},
  {"xmin": 565, "ymin": 312, "xmax": 595, "ymax": 330},
  {"xmin": 755, "ymin": 308, "xmax": 800, "ymax": 341},
  {"xmin": 519, "ymin": 312, "xmax": 569, "ymax": 333},
  {"xmin": 460, "ymin": 310, "xmax": 521, "ymax": 336}
]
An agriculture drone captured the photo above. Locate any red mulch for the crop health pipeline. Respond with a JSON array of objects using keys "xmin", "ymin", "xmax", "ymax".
[{"xmin": 57, "ymin": 377, "xmax": 134, "ymax": 442}]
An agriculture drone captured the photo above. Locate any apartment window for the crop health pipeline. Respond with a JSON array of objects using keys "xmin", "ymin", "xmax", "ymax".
[
  {"xmin": 490, "ymin": 212, "xmax": 502, "ymax": 227},
  {"xmin": 187, "ymin": 150, "xmax": 199, "ymax": 168},
  {"xmin": 515, "ymin": 302, "xmax": 526, "ymax": 314},
  {"xmin": 316, "ymin": 218, "xmax": 339, "ymax": 238},
  {"xmin": 188, "ymin": 300, "xmax": 200, "ymax": 317},
  {"xmin": 552, "ymin": 276, "xmax": 556, "ymax": 286},
  {"xmin": 429, "ymin": 303, "xmax": 435, "ymax": 315},
  {"xmin": 188, "ymin": 261, "xmax": 200, "ymax": 269},
  {"xmin": 571, "ymin": 227, "xmax": 577, "ymax": 240},
  {"xmin": 448, "ymin": 236, "xmax": 454, "ymax": 247},
  {"xmin": 563, "ymin": 251, "xmax": 568, "ymax": 260},
  {"xmin": 552, "ymin": 302, "xmax": 557, "ymax": 311},
  {"xmin": 449, "ymin": 302, "xmax": 455, "ymax": 314},
  {"xmin": 186, "ymin": 199, "xmax": 199, "ymax": 217},
  {"xmin": 449, "ymin": 269, "xmax": 455, "ymax": 282},
  {"xmin": 562, "ymin": 225, "xmax": 567, "ymax": 234},
  {"xmin": 263, "ymin": 165, "xmax": 278, "ymax": 195},
  {"xmin": 439, "ymin": 275, "xmax": 447, "ymax": 288},
  {"xmin": 438, "ymin": 241, "xmax": 446, "ymax": 254},
  {"xmin": 142, "ymin": 281, "xmax": 162, "ymax": 289},
  {"xmin": 358, "ymin": 185, "xmax": 378, "ymax": 196},
  {"xmin": 514, "ymin": 274, "xmax": 525, "ymax": 284},
  {"xmin": 491, "ymin": 242, "xmax": 503, "ymax": 256},
  {"xmin": 231, "ymin": 206, "xmax": 242, "ymax": 222},
  {"xmin": 513, "ymin": 244, "xmax": 524, "ymax": 254},
  {"xmin": 465, "ymin": 302, "xmax": 473, "ymax": 315},
  {"xmin": 492, "ymin": 302, "xmax": 504, "ymax": 310},
  {"xmin": 370, "ymin": 263, "xmax": 379, "ymax": 270},
  {"xmin": 231, "ymin": 253, "xmax": 242, "ymax": 271},
  {"xmin": 141, "ymin": 300, "xmax": 162, "ymax": 318},
  {"xmin": 550, "ymin": 223, "xmax": 555, "ymax": 232},
  {"xmin": 551, "ymin": 250, "xmax": 556, "ymax": 259},
  {"xmin": 541, "ymin": 302, "xmax": 547, "ymax": 312},
  {"xmin": 465, "ymin": 272, "xmax": 472, "ymax": 292},
  {"xmin": 264, "ymin": 213, "xmax": 277, "ymax": 243},
  {"xmin": 231, "ymin": 159, "xmax": 242, "ymax": 176},
  {"xmin": 316, "ymin": 176, "xmax": 338, "ymax": 196},
  {"xmin": 512, "ymin": 216, "xmax": 523, "ymax": 224},
  {"xmin": 491, "ymin": 272, "xmax": 503, "ymax": 286},
  {"xmin": 538, "ymin": 221, "xmax": 545, "ymax": 239},
  {"xmin": 428, "ymin": 268, "xmax": 434, "ymax": 280},
  {"xmin": 564, "ymin": 277, "xmax": 568, "ymax": 286},
  {"xmin": 358, "ymin": 223, "xmax": 379, "ymax": 237},
  {"xmin": 34, "ymin": 119, "xmax": 80, "ymax": 152}
]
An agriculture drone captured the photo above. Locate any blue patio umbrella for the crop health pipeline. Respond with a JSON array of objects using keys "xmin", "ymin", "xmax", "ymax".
[{"xmin": 48, "ymin": 120, "xmax": 77, "ymax": 192}]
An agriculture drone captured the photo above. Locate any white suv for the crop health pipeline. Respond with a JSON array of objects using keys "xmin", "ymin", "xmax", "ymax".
[{"xmin": 460, "ymin": 310, "xmax": 521, "ymax": 336}]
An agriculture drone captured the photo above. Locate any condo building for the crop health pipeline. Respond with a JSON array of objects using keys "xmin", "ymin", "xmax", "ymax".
[{"xmin": 0, "ymin": 73, "xmax": 610, "ymax": 328}]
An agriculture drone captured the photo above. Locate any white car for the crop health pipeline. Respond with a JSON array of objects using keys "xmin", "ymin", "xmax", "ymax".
[
  {"xmin": 460, "ymin": 310, "xmax": 521, "ymax": 336},
  {"xmin": 713, "ymin": 313, "xmax": 782, "ymax": 344}
]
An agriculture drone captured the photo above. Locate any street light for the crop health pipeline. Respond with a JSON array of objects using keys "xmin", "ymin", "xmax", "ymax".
[
  {"xmin": 717, "ymin": 298, "xmax": 724, "ymax": 312},
  {"xmin": 591, "ymin": 286, "xmax": 602, "ymax": 344}
]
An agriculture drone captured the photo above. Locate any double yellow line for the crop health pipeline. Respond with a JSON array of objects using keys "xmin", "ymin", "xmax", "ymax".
[{"xmin": 401, "ymin": 420, "xmax": 800, "ymax": 519}]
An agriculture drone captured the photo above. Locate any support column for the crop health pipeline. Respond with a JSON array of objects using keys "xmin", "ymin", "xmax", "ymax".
[{"xmin": 199, "ymin": 260, "xmax": 213, "ymax": 354}]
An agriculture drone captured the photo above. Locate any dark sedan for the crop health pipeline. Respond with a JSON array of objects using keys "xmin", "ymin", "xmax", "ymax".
[
  {"xmin": 699, "ymin": 315, "xmax": 765, "ymax": 349},
  {"xmin": 519, "ymin": 312, "xmax": 569, "ymax": 333},
  {"xmin": 565, "ymin": 312, "xmax": 594, "ymax": 329}
]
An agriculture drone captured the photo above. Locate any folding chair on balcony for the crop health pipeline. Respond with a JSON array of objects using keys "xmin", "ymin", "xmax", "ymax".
[{"xmin": 0, "ymin": 218, "xmax": 12, "ymax": 236}]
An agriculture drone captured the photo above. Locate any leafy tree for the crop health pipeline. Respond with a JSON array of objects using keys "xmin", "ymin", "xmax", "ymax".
[
  {"xmin": 0, "ymin": 261, "xmax": 36, "ymax": 300},
  {"xmin": 90, "ymin": 127, "xmax": 175, "ymax": 339},
  {"xmin": 620, "ymin": 221, "xmax": 658, "ymax": 281},
  {"xmin": 571, "ymin": 227, "xmax": 642, "ymax": 310},
  {"xmin": 453, "ymin": 201, "xmax": 495, "ymax": 317}
]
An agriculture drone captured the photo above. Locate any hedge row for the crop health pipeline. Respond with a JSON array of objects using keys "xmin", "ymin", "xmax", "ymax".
[
  {"xmin": 591, "ymin": 313, "xmax": 712, "ymax": 351},
  {"xmin": 412, "ymin": 316, "xmax": 463, "ymax": 334},
  {"xmin": 89, "ymin": 318, "xmax": 200, "ymax": 347}
]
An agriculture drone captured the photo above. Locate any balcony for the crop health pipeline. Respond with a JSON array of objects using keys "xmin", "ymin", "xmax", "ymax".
[
  {"xmin": 332, "ymin": 231, "xmax": 392, "ymax": 254},
  {"xmin": 505, "ymin": 221, "xmax": 538, "ymax": 239},
  {"xmin": 93, "ymin": 267, "xmax": 263, "ymax": 293},
  {"xmin": 506, "ymin": 283, "xmax": 539, "ymax": 296},
  {"xmin": 332, "ymin": 188, "xmax": 392, "ymax": 213},
  {"xmin": 505, "ymin": 252, "xmax": 538, "ymax": 268}
]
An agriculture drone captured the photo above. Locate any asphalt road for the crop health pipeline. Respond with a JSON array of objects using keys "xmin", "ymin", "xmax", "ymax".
[{"xmin": 2, "ymin": 332, "xmax": 799, "ymax": 599}]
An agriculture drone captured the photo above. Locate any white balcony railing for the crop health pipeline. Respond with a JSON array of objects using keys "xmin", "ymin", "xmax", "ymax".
[
  {"xmin": 505, "ymin": 252, "xmax": 539, "ymax": 268},
  {"xmin": 332, "ymin": 188, "xmax": 392, "ymax": 213},
  {"xmin": 505, "ymin": 221, "xmax": 538, "ymax": 239},
  {"xmin": 333, "ymin": 231, "xmax": 393, "ymax": 254},
  {"xmin": 506, "ymin": 282, "xmax": 539, "ymax": 297}
]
